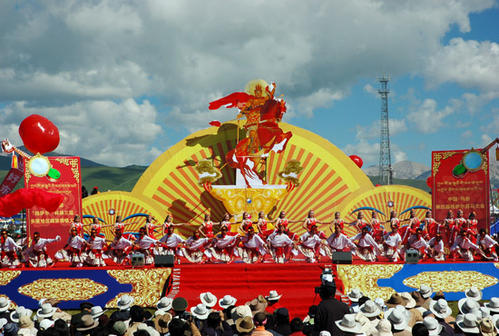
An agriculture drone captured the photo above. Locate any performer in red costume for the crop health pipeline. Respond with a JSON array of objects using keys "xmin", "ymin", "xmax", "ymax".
[
  {"xmin": 83, "ymin": 217, "xmax": 113, "ymax": 237},
  {"xmin": 272, "ymin": 211, "xmax": 298, "ymax": 240},
  {"xmin": 267, "ymin": 224, "xmax": 296, "ymax": 263},
  {"xmin": 257, "ymin": 211, "xmax": 274, "ymax": 239},
  {"xmin": 57, "ymin": 227, "xmax": 88, "ymax": 266},
  {"xmin": 326, "ymin": 224, "xmax": 356, "ymax": 254},
  {"xmin": 302, "ymin": 210, "xmax": 327, "ymax": 239},
  {"xmin": 70, "ymin": 215, "xmax": 84, "ymax": 237},
  {"xmin": 219, "ymin": 212, "xmax": 238, "ymax": 236},
  {"xmin": 466, "ymin": 212, "xmax": 479, "ymax": 243},
  {"xmin": 208, "ymin": 226, "xmax": 240, "ymax": 263},
  {"xmin": 351, "ymin": 226, "xmax": 381, "ymax": 262},
  {"xmin": 423, "ymin": 211, "xmax": 444, "ymax": 238},
  {"xmin": 24, "ymin": 232, "xmax": 61, "ymax": 268},
  {"xmin": 199, "ymin": 214, "xmax": 216, "ymax": 238},
  {"xmin": 239, "ymin": 226, "xmax": 268, "ymax": 263},
  {"xmin": 401, "ymin": 210, "xmax": 422, "ymax": 246},
  {"xmin": 477, "ymin": 229, "xmax": 498, "ymax": 261},
  {"xmin": 133, "ymin": 226, "xmax": 162, "ymax": 265},
  {"xmin": 161, "ymin": 214, "xmax": 187, "ymax": 236},
  {"xmin": 442, "ymin": 210, "xmax": 456, "ymax": 246},
  {"xmin": 238, "ymin": 212, "xmax": 254, "ymax": 235},
  {"xmin": 329, "ymin": 212, "xmax": 345, "ymax": 234},
  {"xmin": 370, "ymin": 211, "xmax": 384, "ymax": 243},
  {"xmin": 383, "ymin": 222, "xmax": 403, "ymax": 262},
  {"xmin": 108, "ymin": 228, "xmax": 133, "ymax": 265},
  {"xmin": 0, "ymin": 229, "xmax": 21, "ymax": 268},
  {"xmin": 181, "ymin": 231, "xmax": 212, "ymax": 263},
  {"xmin": 298, "ymin": 225, "xmax": 326, "ymax": 263},
  {"xmin": 86, "ymin": 228, "xmax": 108, "ymax": 267}
]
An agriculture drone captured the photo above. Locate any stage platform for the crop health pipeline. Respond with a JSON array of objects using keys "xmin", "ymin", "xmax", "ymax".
[{"xmin": 0, "ymin": 261, "xmax": 497, "ymax": 317}]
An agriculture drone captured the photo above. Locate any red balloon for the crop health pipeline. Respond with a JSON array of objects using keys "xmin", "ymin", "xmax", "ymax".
[
  {"xmin": 349, "ymin": 155, "xmax": 363, "ymax": 168},
  {"xmin": 426, "ymin": 176, "xmax": 433, "ymax": 189},
  {"xmin": 19, "ymin": 114, "xmax": 60, "ymax": 154},
  {"xmin": 375, "ymin": 184, "xmax": 381, "ymax": 187},
  {"xmin": 209, "ymin": 120, "xmax": 222, "ymax": 127}
]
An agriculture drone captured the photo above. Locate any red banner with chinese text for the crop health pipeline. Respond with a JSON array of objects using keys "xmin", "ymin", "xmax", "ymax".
[
  {"xmin": 432, "ymin": 150, "xmax": 490, "ymax": 231},
  {"xmin": 25, "ymin": 157, "xmax": 82, "ymax": 254}
]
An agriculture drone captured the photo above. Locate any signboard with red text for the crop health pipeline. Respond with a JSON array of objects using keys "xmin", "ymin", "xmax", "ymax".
[
  {"xmin": 431, "ymin": 149, "xmax": 490, "ymax": 231},
  {"xmin": 25, "ymin": 157, "xmax": 82, "ymax": 254}
]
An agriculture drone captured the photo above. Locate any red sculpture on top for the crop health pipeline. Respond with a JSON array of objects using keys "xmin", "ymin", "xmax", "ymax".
[{"xmin": 209, "ymin": 80, "xmax": 292, "ymax": 187}]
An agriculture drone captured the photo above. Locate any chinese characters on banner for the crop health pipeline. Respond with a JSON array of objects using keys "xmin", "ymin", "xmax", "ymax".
[
  {"xmin": 25, "ymin": 157, "xmax": 82, "ymax": 255},
  {"xmin": 432, "ymin": 150, "xmax": 490, "ymax": 231}
]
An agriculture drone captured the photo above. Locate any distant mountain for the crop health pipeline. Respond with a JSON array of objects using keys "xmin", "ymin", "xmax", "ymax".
[
  {"xmin": 362, "ymin": 160, "xmax": 431, "ymax": 180},
  {"xmin": 0, "ymin": 147, "xmax": 104, "ymax": 170}
]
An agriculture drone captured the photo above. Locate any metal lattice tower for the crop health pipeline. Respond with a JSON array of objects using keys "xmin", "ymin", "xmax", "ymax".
[{"xmin": 378, "ymin": 76, "xmax": 393, "ymax": 185}]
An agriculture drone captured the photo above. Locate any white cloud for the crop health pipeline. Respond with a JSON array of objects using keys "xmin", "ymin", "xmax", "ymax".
[
  {"xmin": 425, "ymin": 38, "xmax": 499, "ymax": 92},
  {"xmin": 343, "ymin": 140, "xmax": 407, "ymax": 166},
  {"xmin": 406, "ymin": 98, "xmax": 455, "ymax": 134},
  {"xmin": 363, "ymin": 84, "xmax": 378, "ymax": 96},
  {"xmin": 0, "ymin": 0, "xmax": 496, "ymax": 164},
  {"xmin": 0, "ymin": 99, "xmax": 163, "ymax": 166},
  {"xmin": 355, "ymin": 118, "xmax": 407, "ymax": 141}
]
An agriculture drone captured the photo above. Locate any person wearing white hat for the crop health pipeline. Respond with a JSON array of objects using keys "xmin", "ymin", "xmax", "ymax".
[
  {"xmin": 156, "ymin": 297, "xmax": 173, "ymax": 313},
  {"xmin": 485, "ymin": 297, "xmax": 499, "ymax": 315},
  {"xmin": 456, "ymin": 313, "xmax": 480, "ymax": 334},
  {"xmin": 458, "ymin": 298, "xmax": 481, "ymax": 315},
  {"xmin": 265, "ymin": 290, "xmax": 282, "ymax": 313},
  {"xmin": 335, "ymin": 314, "xmax": 363, "ymax": 335},
  {"xmin": 347, "ymin": 288, "xmax": 363, "ymax": 311},
  {"xmin": 38, "ymin": 319, "xmax": 55, "ymax": 331},
  {"xmin": 418, "ymin": 285, "xmax": 433, "ymax": 310},
  {"xmin": 116, "ymin": 295, "xmax": 134, "ymax": 311},
  {"xmin": 428, "ymin": 299, "xmax": 453, "ymax": 335},
  {"xmin": 190, "ymin": 304, "xmax": 211, "ymax": 320},
  {"xmin": 200, "ymin": 292, "xmax": 217, "ymax": 308},
  {"xmin": 9, "ymin": 306, "xmax": 32, "ymax": 323},
  {"xmin": 423, "ymin": 316, "xmax": 443, "ymax": 336},
  {"xmin": 376, "ymin": 318, "xmax": 393, "ymax": 336},
  {"xmin": 219, "ymin": 295, "xmax": 237, "ymax": 309},
  {"xmin": 0, "ymin": 297, "xmax": 11, "ymax": 320},
  {"xmin": 90, "ymin": 306, "xmax": 106, "ymax": 320},
  {"xmin": 36, "ymin": 303, "xmax": 57, "ymax": 321},
  {"xmin": 386, "ymin": 306, "xmax": 411, "ymax": 336},
  {"xmin": 359, "ymin": 300, "xmax": 381, "ymax": 321},
  {"xmin": 464, "ymin": 287, "xmax": 482, "ymax": 301}
]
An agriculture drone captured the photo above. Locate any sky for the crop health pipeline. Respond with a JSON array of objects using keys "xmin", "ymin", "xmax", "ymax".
[{"xmin": 0, "ymin": 0, "xmax": 498, "ymax": 168}]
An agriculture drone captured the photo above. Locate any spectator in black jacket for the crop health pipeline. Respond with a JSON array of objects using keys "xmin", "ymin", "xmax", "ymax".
[{"xmin": 314, "ymin": 285, "xmax": 349, "ymax": 336}]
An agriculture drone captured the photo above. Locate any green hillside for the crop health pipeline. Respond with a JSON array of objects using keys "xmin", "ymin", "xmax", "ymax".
[
  {"xmin": 0, "ymin": 165, "xmax": 147, "ymax": 192},
  {"xmin": 0, "ymin": 166, "xmax": 430, "ymax": 194}
]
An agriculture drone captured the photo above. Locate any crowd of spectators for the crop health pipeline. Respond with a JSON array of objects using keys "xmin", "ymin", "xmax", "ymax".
[{"xmin": 0, "ymin": 282, "xmax": 498, "ymax": 336}]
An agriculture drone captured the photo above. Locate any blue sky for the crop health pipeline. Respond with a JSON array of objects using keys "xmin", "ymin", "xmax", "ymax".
[{"xmin": 0, "ymin": 1, "xmax": 497, "ymax": 170}]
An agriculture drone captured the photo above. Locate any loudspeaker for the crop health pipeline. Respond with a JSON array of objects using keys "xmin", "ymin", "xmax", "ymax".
[
  {"xmin": 405, "ymin": 248, "xmax": 420, "ymax": 264},
  {"xmin": 332, "ymin": 251, "xmax": 352, "ymax": 264},
  {"xmin": 154, "ymin": 254, "xmax": 175, "ymax": 267},
  {"xmin": 131, "ymin": 253, "xmax": 145, "ymax": 267}
]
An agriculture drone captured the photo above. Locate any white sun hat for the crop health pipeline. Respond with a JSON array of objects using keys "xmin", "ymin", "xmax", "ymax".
[
  {"xmin": 190, "ymin": 304, "xmax": 211, "ymax": 320},
  {"xmin": 359, "ymin": 300, "xmax": 381, "ymax": 318},
  {"xmin": 219, "ymin": 295, "xmax": 237, "ymax": 309},
  {"xmin": 36, "ymin": 303, "xmax": 57, "ymax": 320},
  {"xmin": 423, "ymin": 316, "xmax": 443, "ymax": 336},
  {"xmin": 0, "ymin": 297, "xmax": 11, "ymax": 313},
  {"xmin": 117, "ymin": 295, "xmax": 134, "ymax": 311},
  {"xmin": 347, "ymin": 288, "xmax": 363, "ymax": 303},
  {"xmin": 386, "ymin": 306, "xmax": 410, "ymax": 331},
  {"xmin": 485, "ymin": 297, "xmax": 499, "ymax": 313},
  {"xmin": 429, "ymin": 299, "xmax": 452, "ymax": 319},
  {"xmin": 156, "ymin": 297, "xmax": 173, "ymax": 312},
  {"xmin": 335, "ymin": 314, "xmax": 363, "ymax": 334},
  {"xmin": 265, "ymin": 290, "xmax": 282, "ymax": 301},
  {"xmin": 458, "ymin": 297, "xmax": 480, "ymax": 315},
  {"xmin": 90, "ymin": 306, "xmax": 106, "ymax": 320},
  {"xmin": 419, "ymin": 285, "xmax": 433, "ymax": 299},
  {"xmin": 456, "ymin": 313, "xmax": 480, "ymax": 334},
  {"xmin": 465, "ymin": 286, "xmax": 482, "ymax": 301},
  {"xmin": 200, "ymin": 292, "xmax": 217, "ymax": 308}
]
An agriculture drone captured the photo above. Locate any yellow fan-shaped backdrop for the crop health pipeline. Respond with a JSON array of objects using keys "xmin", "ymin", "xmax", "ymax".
[
  {"xmin": 132, "ymin": 122, "xmax": 374, "ymax": 236},
  {"xmin": 82, "ymin": 191, "xmax": 170, "ymax": 239},
  {"xmin": 338, "ymin": 185, "xmax": 432, "ymax": 237}
]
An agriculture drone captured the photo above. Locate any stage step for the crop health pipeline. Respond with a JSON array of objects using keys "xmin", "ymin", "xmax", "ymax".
[{"xmin": 175, "ymin": 262, "xmax": 327, "ymax": 318}]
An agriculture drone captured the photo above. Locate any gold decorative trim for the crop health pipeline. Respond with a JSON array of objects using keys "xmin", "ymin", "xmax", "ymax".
[
  {"xmin": 18, "ymin": 278, "xmax": 108, "ymax": 301},
  {"xmin": 336, "ymin": 264, "xmax": 403, "ymax": 300},
  {"xmin": 0, "ymin": 270, "xmax": 21, "ymax": 285},
  {"xmin": 106, "ymin": 268, "xmax": 172, "ymax": 307},
  {"xmin": 54, "ymin": 158, "xmax": 80, "ymax": 182},
  {"xmin": 403, "ymin": 271, "xmax": 497, "ymax": 292},
  {"xmin": 432, "ymin": 151, "xmax": 458, "ymax": 176}
]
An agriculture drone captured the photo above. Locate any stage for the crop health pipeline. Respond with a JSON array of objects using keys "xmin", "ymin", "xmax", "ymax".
[{"xmin": 1, "ymin": 260, "xmax": 498, "ymax": 318}]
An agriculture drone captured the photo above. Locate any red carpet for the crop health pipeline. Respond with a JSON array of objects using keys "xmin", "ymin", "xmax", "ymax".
[{"xmin": 174, "ymin": 262, "xmax": 332, "ymax": 318}]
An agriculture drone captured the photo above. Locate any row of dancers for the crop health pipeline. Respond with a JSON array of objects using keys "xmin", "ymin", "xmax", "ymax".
[{"xmin": 1, "ymin": 208, "xmax": 496, "ymax": 267}]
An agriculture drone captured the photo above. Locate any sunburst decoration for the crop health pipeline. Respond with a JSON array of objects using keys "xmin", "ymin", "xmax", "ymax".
[
  {"xmin": 132, "ymin": 122, "xmax": 374, "ymax": 237},
  {"xmin": 337, "ymin": 185, "xmax": 432, "ymax": 237}
]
